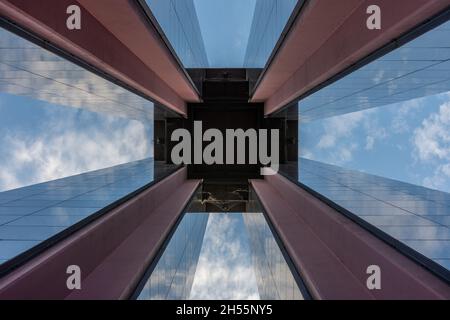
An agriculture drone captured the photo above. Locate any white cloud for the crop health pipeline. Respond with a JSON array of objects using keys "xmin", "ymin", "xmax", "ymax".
[
  {"xmin": 333, "ymin": 143, "xmax": 358, "ymax": 163},
  {"xmin": 310, "ymin": 108, "xmax": 387, "ymax": 165},
  {"xmin": 413, "ymin": 102, "xmax": 450, "ymax": 162},
  {"xmin": 364, "ymin": 115, "xmax": 388, "ymax": 151},
  {"xmin": 0, "ymin": 170, "xmax": 20, "ymax": 191},
  {"xmin": 317, "ymin": 111, "xmax": 364, "ymax": 149},
  {"xmin": 364, "ymin": 119, "xmax": 387, "ymax": 151},
  {"xmin": 412, "ymin": 102, "xmax": 450, "ymax": 192},
  {"xmin": 0, "ymin": 110, "xmax": 152, "ymax": 192},
  {"xmin": 317, "ymin": 134, "xmax": 336, "ymax": 149},
  {"xmin": 365, "ymin": 136, "xmax": 375, "ymax": 150},
  {"xmin": 423, "ymin": 164, "xmax": 450, "ymax": 191},
  {"xmin": 441, "ymin": 163, "xmax": 450, "ymax": 176},
  {"xmin": 300, "ymin": 148, "xmax": 314, "ymax": 160},
  {"xmin": 190, "ymin": 214, "xmax": 260, "ymax": 300},
  {"xmin": 391, "ymin": 99, "xmax": 421, "ymax": 134}
]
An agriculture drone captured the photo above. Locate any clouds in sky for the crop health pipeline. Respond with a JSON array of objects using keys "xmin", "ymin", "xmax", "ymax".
[
  {"xmin": 413, "ymin": 102, "xmax": 450, "ymax": 189},
  {"xmin": 308, "ymin": 108, "xmax": 387, "ymax": 165},
  {"xmin": 391, "ymin": 99, "xmax": 422, "ymax": 134},
  {"xmin": 190, "ymin": 214, "xmax": 260, "ymax": 300},
  {"xmin": 413, "ymin": 102, "xmax": 450, "ymax": 162},
  {"xmin": 314, "ymin": 111, "xmax": 365, "ymax": 165},
  {"xmin": 0, "ymin": 106, "xmax": 153, "ymax": 192},
  {"xmin": 423, "ymin": 164, "xmax": 450, "ymax": 190},
  {"xmin": 317, "ymin": 111, "xmax": 365, "ymax": 150}
]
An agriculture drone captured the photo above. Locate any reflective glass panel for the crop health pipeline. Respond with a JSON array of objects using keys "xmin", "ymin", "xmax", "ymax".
[
  {"xmin": 282, "ymin": 159, "xmax": 450, "ymax": 271},
  {"xmin": 137, "ymin": 212, "xmax": 304, "ymax": 300},
  {"xmin": 145, "ymin": 0, "xmax": 299, "ymax": 67},
  {"xmin": 0, "ymin": 159, "xmax": 172, "ymax": 266}
]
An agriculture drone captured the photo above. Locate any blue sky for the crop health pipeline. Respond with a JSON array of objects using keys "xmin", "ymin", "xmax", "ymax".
[
  {"xmin": 0, "ymin": 26, "xmax": 155, "ymax": 193},
  {"xmin": 193, "ymin": 0, "xmax": 256, "ymax": 67},
  {"xmin": 1, "ymin": 86, "xmax": 449, "ymax": 194},
  {"xmin": 300, "ymin": 92, "xmax": 450, "ymax": 193},
  {"xmin": 0, "ymin": 93, "xmax": 153, "ymax": 192}
]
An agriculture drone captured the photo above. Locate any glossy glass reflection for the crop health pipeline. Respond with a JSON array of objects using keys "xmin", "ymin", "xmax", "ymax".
[
  {"xmin": 298, "ymin": 21, "xmax": 450, "ymax": 122},
  {"xmin": 0, "ymin": 16, "xmax": 179, "ymax": 272},
  {"xmin": 0, "ymin": 101, "xmax": 154, "ymax": 192},
  {"xmin": 0, "ymin": 28, "xmax": 154, "ymax": 121},
  {"xmin": 244, "ymin": 0, "xmax": 299, "ymax": 67},
  {"xmin": 137, "ymin": 212, "xmax": 304, "ymax": 300},
  {"xmin": 299, "ymin": 91, "xmax": 450, "ymax": 193},
  {"xmin": 0, "ymin": 159, "xmax": 180, "ymax": 266},
  {"xmin": 243, "ymin": 213, "xmax": 304, "ymax": 300},
  {"xmin": 147, "ymin": 0, "xmax": 298, "ymax": 67},
  {"xmin": 138, "ymin": 213, "xmax": 209, "ymax": 300},
  {"xmin": 145, "ymin": 0, "xmax": 209, "ymax": 67},
  {"xmin": 282, "ymin": 158, "xmax": 450, "ymax": 271}
]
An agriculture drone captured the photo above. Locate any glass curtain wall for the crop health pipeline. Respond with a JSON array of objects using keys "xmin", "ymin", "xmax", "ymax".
[
  {"xmin": 275, "ymin": 20, "xmax": 450, "ymax": 274},
  {"xmin": 244, "ymin": 0, "xmax": 299, "ymax": 68},
  {"xmin": 146, "ymin": 0, "xmax": 298, "ymax": 68},
  {"xmin": 145, "ymin": 0, "xmax": 209, "ymax": 67}
]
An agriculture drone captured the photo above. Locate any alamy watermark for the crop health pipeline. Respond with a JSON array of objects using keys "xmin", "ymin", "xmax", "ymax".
[
  {"xmin": 171, "ymin": 121, "xmax": 280, "ymax": 176},
  {"xmin": 366, "ymin": 265, "xmax": 381, "ymax": 290},
  {"xmin": 66, "ymin": 5, "xmax": 81, "ymax": 30},
  {"xmin": 366, "ymin": 5, "xmax": 381, "ymax": 30},
  {"xmin": 66, "ymin": 265, "xmax": 81, "ymax": 290}
]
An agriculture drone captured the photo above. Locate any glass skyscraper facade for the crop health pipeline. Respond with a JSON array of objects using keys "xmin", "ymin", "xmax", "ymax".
[
  {"xmin": 244, "ymin": 0, "xmax": 298, "ymax": 67},
  {"xmin": 137, "ymin": 212, "xmax": 208, "ymax": 300},
  {"xmin": 145, "ymin": 0, "xmax": 209, "ymax": 67},
  {"xmin": 243, "ymin": 213, "xmax": 304, "ymax": 300},
  {"xmin": 297, "ymin": 21, "xmax": 450, "ymax": 122}
]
